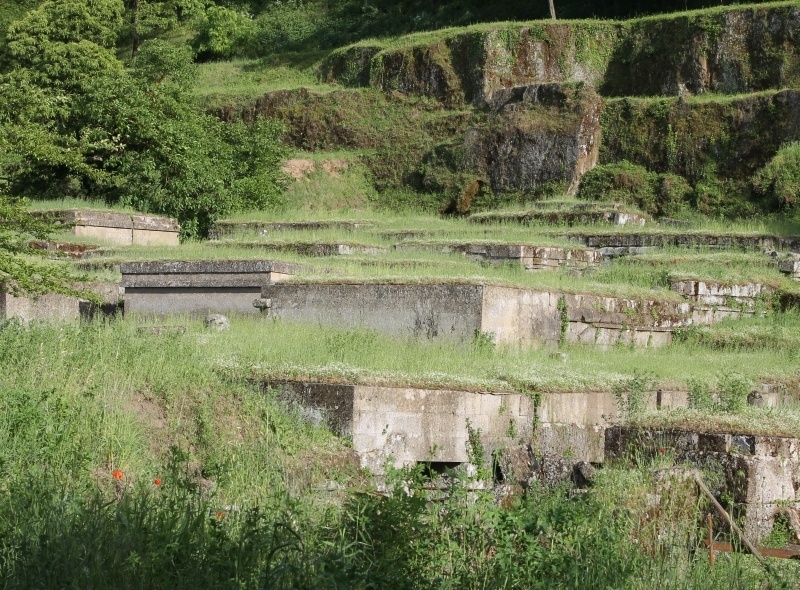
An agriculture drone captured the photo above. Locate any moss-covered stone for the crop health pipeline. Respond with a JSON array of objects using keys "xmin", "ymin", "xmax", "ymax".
[
  {"xmin": 316, "ymin": 45, "xmax": 383, "ymax": 87},
  {"xmin": 601, "ymin": 90, "xmax": 800, "ymax": 215},
  {"xmin": 603, "ymin": 4, "xmax": 800, "ymax": 97},
  {"xmin": 319, "ymin": 3, "xmax": 800, "ymax": 105}
]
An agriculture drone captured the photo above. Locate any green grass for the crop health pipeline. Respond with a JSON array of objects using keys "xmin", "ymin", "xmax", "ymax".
[
  {"xmin": 23, "ymin": 198, "xmax": 139, "ymax": 213},
  {"xmin": 195, "ymin": 52, "xmax": 336, "ymax": 109}
]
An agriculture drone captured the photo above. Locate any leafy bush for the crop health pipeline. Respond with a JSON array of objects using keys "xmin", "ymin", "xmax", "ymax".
[
  {"xmin": 192, "ymin": 5, "xmax": 256, "ymax": 60},
  {"xmin": 752, "ymin": 141, "xmax": 800, "ymax": 211},
  {"xmin": 613, "ymin": 371, "xmax": 656, "ymax": 420},
  {"xmin": 577, "ymin": 161, "xmax": 658, "ymax": 214},
  {"xmin": 687, "ymin": 378, "xmax": 715, "ymax": 410},
  {"xmin": 717, "ymin": 372, "xmax": 750, "ymax": 413}
]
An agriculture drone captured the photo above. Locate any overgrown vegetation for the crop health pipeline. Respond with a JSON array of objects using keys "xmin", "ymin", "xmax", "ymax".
[{"xmin": 1, "ymin": 317, "xmax": 798, "ymax": 588}]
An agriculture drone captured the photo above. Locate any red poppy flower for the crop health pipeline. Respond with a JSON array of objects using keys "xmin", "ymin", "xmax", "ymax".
[
  {"xmin": 216, "ymin": 512, "xmax": 225, "ymax": 520},
  {"xmin": 658, "ymin": 448, "xmax": 665, "ymax": 454},
  {"xmin": 153, "ymin": 478, "xmax": 162, "ymax": 486},
  {"xmin": 112, "ymin": 470, "xmax": 124, "ymax": 480}
]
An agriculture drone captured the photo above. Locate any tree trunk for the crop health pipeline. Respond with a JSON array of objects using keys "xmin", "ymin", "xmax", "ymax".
[
  {"xmin": 130, "ymin": 0, "xmax": 140, "ymax": 57},
  {"xmin": 548, "ymin": 0, "xmax": 557, "ymax": 19}
]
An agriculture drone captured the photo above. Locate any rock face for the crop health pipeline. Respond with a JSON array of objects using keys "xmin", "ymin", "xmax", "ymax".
[
  {"xmin": 603, "ymin": 5, "xmax": 800, "ymax": 97},
  {"xmin": 319, "ymin": 4, "xmax": 800, "ymax": 104},
  {"xmin": 424, "ymin": 83, "xmax": 601, "ymax": 206}
]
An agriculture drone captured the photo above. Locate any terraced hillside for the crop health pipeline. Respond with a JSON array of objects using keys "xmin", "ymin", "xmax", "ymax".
[{"xmin": 3, "ymin": 1, "xmax": 800, "ymax": 588}]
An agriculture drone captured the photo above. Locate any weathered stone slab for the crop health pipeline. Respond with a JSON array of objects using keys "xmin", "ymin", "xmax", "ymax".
[
  {"xmin": 215, "ymin": 241, "xmax": 386, "ymax": 256},
  {"xmin": 209, "ymin": 220, "xmax": 373, "ymax": 239},
  {"xmin": 672, "ymin": 280, "xmax": 774, "ymax": 314},
  {"xmin": 394, "ymin": 242, "xmax": 603, "ymax": 270},
  {"xmin": 0, "ymin": 282, "xmax": 121, "ymax": 322},
  {"xmin": 606, "ymin": 426, "xmax": 800, "ymax": 543},
  {"xmin": 258, "ymin": 282, "xmax": 694, "ymax": 348},
  {"xmin": 35, "ymin": 210, "xmax": 180, "ymax": 246},
  {"xmin": 122, "ymin": 260, "xmax": 299, "ymax": 316},
  {"xmin": 779, "ymin": 259, "xmax": 800, "ymax": 280},
  {"xmin": 28, "ymin": 240, "xmax": 104, "ymax": 259}
]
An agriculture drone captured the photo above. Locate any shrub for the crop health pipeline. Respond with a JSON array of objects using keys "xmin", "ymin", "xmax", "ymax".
[
  {"xmin": 717, "ymin": 372, "xmax": 750, "ymax": 413},
  {"xmin": 192, "ymin": 5, "xmax": 256, "ymax": 60},
  {"xmin": 687, "ymin": 378, "xmax": 715, "ymax": 410},
  {"xmin": 577, "ymin": 161, "xmax": 658, "ymax": 214},
  {"xmin": 613, "ymin": 371, "xmax": 656, "ymax": 420},
  {"xmin": 752, "ymin": 141, "xmax": 800, "ymax": 211}
]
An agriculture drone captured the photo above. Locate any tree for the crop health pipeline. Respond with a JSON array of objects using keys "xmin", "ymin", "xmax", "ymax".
[
  {"xmin": 125, "ymin": 0, "xmax": 205, "ymax": 56},
  {"xmin": 1, "ymin": 1, "xmax": 290, "ymax": 238},
  {"xmin": 548, "ymin": 0, "xmax": 556, "ymax": 19}
]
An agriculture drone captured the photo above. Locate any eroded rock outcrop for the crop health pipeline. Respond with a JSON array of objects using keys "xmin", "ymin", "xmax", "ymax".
[{"xmin": 424, "ymin": 83, "xmax": 601, "ymax": 209}]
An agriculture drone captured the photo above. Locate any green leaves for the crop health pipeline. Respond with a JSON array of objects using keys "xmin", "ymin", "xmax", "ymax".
[{"xmin": 0, "ymin": 3, "xmax": 289, "ymax": 240}]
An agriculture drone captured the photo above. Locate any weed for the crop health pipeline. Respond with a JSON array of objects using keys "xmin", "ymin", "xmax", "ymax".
[{"xmin": 613, "ymin": 371, "xmax": 656, "ymax": 421}]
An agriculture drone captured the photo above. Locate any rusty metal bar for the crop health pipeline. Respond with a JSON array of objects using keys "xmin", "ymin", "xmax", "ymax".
[
  {"xmin": 694, "ymin": 474, "xmax": 765, "ymax": 564},
  {"xmin": 704, "ymin": 540, "xmax": 800, "ymax": 560}
]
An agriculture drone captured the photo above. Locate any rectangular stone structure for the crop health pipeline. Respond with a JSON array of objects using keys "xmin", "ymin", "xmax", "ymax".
[
  {"xmin": 558, "ymin": 231, "xmax": 800, "ymax": 256},
  {"xmin": 779, "ymin": 259, "xmax": 800, "ymax": 280},
  {"xmin": 265, "ymin": 380, "xmax": 533, "ymax": 473},
  {"xmin": 122, "ymin": 260, "xmax": 298, "ymax": 316},
  {"xmin": 0, "ymin": 282, "xmax": 120, "ymax": 322},
  {"xmin": 35, "ymin": 210, "xmax": 180, "ymax": 246},
  {"xmin": 258, "ymin": 282, "xmax": 693, "ymax": 348}
]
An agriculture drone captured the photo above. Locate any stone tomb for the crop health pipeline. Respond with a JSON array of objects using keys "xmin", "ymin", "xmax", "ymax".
[
  {"xmin": 122, "ymin": 260, "xmax": 298, "ymax": 316},
  {"xmin": 266, "ymin": 380, "xmax": 534, "ymax": 473},
  {"xmin": 37, "ymin": 210, "xmax": 180, "ymax": 246},
  {"xmin": 394, "ymin": 243, "xmax": 603, "ymax": 271},
  {"xmin": 606, "ymin": 426, "xmax": 800, "ymax": 543},
  {"xmin": 470, "ymin": 209, "xmax": 647, "ymax": 227},
  {"xmin": 671, "ymin": 279, "xmax": 773, "ymax": 320},
  {"xmin": 209, "ymin": 220, "xmax": 373, "ymax": 239},
  {"xmin": 255, "ymin": 282, "xmax": 694, "ymax": 348},
  {"xmin": 1, "ymin": 282, "xmax": 121, "ymax": 322},
  {"xmin": 266, "ymin": 381, "xmax": 791, "ymax": 478}
]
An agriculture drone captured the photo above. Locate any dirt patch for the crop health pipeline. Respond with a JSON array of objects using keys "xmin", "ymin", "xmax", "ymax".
[
  {"xmin": 283, "ymin": 158, "xmax": 350, "ymax": 180},
  {"xmin": 282, "ymin": 158, "xmax": 316, "ymax": 180},
  {"xmin": 320, "ymin": 158, "xmax": 349, "ymax": 177}
]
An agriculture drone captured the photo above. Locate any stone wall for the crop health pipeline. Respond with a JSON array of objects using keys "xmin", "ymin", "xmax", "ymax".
[
  {"xmin": 558, "ymin": 231, "xmax": 800, "ymax": 256},
  {"xmin": 259, "ymin": 282, "xmax": 694, "ymax": 348},
  {"xmin": 122, "ymin": 260, "xmax": 298, "ymax": 316},
  {"xmin": 606, "ymin": 426, "xmax": 800, "ymax": 542},
  {"xmin": 259, "ymin": 283, "xmax": 485, "ymax": 340},
  {"xmin": 0, "ymin": 282, "xmax": 120, "ymax": 322},
  {"xmin": 394, "ymin": 242, "xmax": 603, "ymax": 270}
]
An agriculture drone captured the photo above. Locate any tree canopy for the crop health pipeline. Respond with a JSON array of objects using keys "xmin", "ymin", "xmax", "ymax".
[{"xmin": 0, "ymin": 0, "xmax": 289, "ymax": 239}]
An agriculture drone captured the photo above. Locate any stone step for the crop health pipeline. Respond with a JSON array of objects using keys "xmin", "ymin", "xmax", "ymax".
[
  {"xmin": 394, "ymin": 242, "xmax": 603, "ymax": 270},
  {"xmin": 209, "ymin": 220, "xmax": 373, "ymax": 239},
  {"xmin": 470, "ymin": 209, "xmax": 648, "ymax": 227}
]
